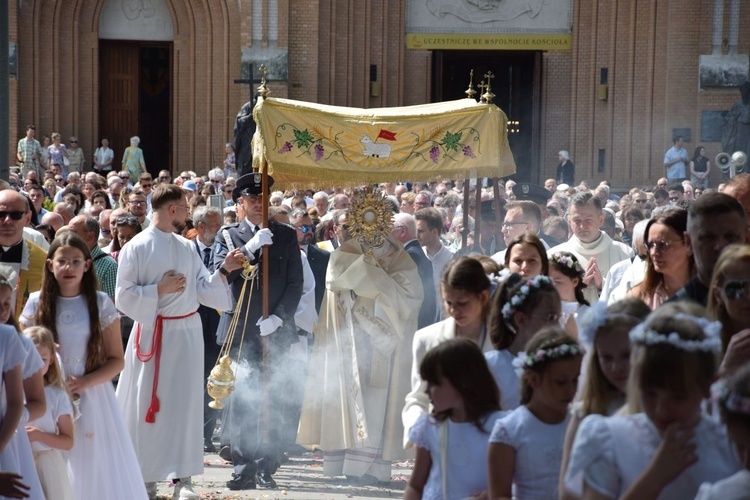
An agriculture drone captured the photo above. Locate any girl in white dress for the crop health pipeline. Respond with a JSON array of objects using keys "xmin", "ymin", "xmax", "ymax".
[
  {"xmin": 485, "ymin": 273, "xmax": 562, "ymax": 411},
  {"xmin": 560, "ymin": 298, "xmax": 650, "ymax": 499},
  {"xmin": 20, "ymin": 233, "xmax": 147, "ymax": 500},
  {"xmin": 565, "ymin": 302, "xmax": 740, "ymax": 499},
  {"xmin": 488, "ymin": 326, "xmax": 584, "ymax": 500},
  {"xmin": 549, "ymin": 251, "xmax": 590, "ymax": 339},
  {"xmin": 404, "ymin": 338, "xmax": 504, "ymax": 500},
  {"xmin": 24, "ymin": 326, "xmax": 75, "ymax": 500},
  {"xmin": 0, "ymin": 275, "xmax": 45, "ymax": 500},
  {"xmin": 0, "ymin": 324, "xmax": 26, "ymax": 495},
  {"xmin": 695, "ymin": 364, "xmax": 750, "ymax": 499},
  {"xmin": 403, "ymin": 256, "xmax": 494, "ymax": 444}
]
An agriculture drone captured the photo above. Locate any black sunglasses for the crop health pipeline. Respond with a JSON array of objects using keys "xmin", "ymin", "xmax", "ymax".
[
  {"xmin": 117, "ymin": 215, "xmax": 139, "ymax": 225},
  {"xmin": 0, "ymin": 211, "xmax": 27, "ymax": 221},
  {"xmin": 724, "ymin": 280, "xmax": 750, "ymax": 300},
  {"xmin": 296, "ymin": 224, "xmax": 316, "ymax": 234}
]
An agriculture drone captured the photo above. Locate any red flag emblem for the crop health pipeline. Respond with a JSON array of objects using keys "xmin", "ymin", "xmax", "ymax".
[{"xmin": 377, "ymin": 129, "xmax": 397, "ymax": 141}]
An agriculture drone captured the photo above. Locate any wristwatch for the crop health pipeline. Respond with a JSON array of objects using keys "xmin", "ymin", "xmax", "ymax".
[{"xmin": 219, "ymin": 266, "xmax": 230, "ymax": 277}]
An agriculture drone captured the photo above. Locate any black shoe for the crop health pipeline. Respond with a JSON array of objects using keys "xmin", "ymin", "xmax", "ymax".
[
  {"xmin": 227, "ymin": 473, "xmax": 256, "ymax": 490},
  {"xmin": 255, "ymin": 471, "xmax": 277, "ymax": 489},
  {"xmin": 204, "ymin": 440, "xmax": 217, "ymax": 453},
  {"xmin": 218, "ymin": 445, "xmax": 232, "ymax": 463}
]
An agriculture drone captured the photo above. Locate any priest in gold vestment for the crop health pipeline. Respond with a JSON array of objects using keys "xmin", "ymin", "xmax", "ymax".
[{"xmin": 297, "ymin": 191, "xmax": 422, "ymax": 482}]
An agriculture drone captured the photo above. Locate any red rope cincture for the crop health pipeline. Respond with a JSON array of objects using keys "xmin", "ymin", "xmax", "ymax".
[{"xmin": 135, "ymin": 311, "xmax": 197, "ymax": 423}]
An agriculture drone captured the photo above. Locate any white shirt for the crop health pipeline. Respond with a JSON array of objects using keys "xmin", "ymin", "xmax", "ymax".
[
  {"xmin": 484, "ymin": 349, "xmax": 521, "ymax": 411},
  {"xmin": 424, "ymin": 244, "xmax": 454, "ymax": 320},
  {"xmin": 409, "ymin": 411, "xmax": 504, "ymax": 500},
  {"xmin": 490, "ymin": 406, "xmax": 570, "ymax": 500},
  {"xmin": 695, "ymin": 470, "xmax": 750, "ymax": 500},
  {"xmin": 565, "ymin": 413, "xmax": 740, "ymax": 499}
]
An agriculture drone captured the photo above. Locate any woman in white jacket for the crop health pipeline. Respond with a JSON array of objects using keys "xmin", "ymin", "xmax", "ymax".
[{"xmin": 402, "ymin": 256, "xmax": 494, "ymax": 446}]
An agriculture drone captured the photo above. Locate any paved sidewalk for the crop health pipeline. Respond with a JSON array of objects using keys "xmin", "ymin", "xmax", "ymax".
[{"xmin": 154, "ymin": 451, "xmax": 412, "ymax": 499}]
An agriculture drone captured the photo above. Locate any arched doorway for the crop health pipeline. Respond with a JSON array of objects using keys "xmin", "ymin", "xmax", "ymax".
[
  {"xmin": 99, "ymin": 0, "xmax": 174, "ymax": 174},
  {"xmin": 16, "ymin": 0, "xmax": 243, "ymax": 177}
]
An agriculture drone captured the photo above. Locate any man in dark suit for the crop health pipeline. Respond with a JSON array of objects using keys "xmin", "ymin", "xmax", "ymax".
[
  {"xmin": 214, "ymin": 173, "xmax": 303, "ymax": 491},
  {"xmin": 289, "ymin": 208, "xmax": 329, "ymax": 313},
  {"xmin": 391, "ymin": 212, "xmax": 437, "ymax": 329},
  {"xmin": 192, "ymin": 205, "xmax": 225, "ymax": 453}
]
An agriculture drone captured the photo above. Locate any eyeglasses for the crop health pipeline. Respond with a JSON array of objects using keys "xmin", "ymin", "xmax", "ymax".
[
  {"xmin": 55, "ymin": 177, "xmax": 63, "ymax": 182},
  {"xmin": 52, "ymin": 258, "xmax": 86, "ymax": 268},
  {"xmin": 645, "ymin": 239, "xmax": 682, "ymax": 252},
  {"xmin": 211, "ymin": 179, "xmax": 221, "ymax": 184},
  {"xmin": 723, "ymin": 280, "xmax": 750, "ymax": 300},
  {"xmin": 117, "ymin": 216, "xmax": 139, "ymax": 225},
  {"xmin": 141, "ymin": 183, "xmax": 152, "ymax": 189},
  {"xmin": 635, "ymin": 199, "xmax": 648, "ymax": 204},
  {"xmin": 669, "ymin": 196, "xmax": 680, "ymax": 202},
  {"xmin": 159, "ymin": 176, "xmax": 170, "ymax": 181},
  {"xmin": 128, "ymin": 200, "xmax": 147, "ymax": 206},
  {"xmin": 181, "ymin": 176, "xmax": 191, "ymax": 180},
  {"xmin": 119, "ymin": 175, "xmax": 130, "ymax": 180},
  {"xmin": 502, "ymin": 221, "xmax": 529, "ymax": 229},
  {"xmin": 224, "ymin": 189, "xmax": 234, "ymax": 194},
  {"xmin": 340, "ymin": 224, "xmax": 350, "ymax": 231},
  {"xmin": 70, "ymin": 140, "xmax": 77, "ymax": 144},
  {"xmin": 296, "ymin": 224, "xmax": 316, "ymax": 234},
  {"xmin": 0, "ymin": 211, "xmax": 27, "ymax": 221}
]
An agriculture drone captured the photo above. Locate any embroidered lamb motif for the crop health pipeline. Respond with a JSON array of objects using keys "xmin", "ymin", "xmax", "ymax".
[{"xmin": 360, "ymin": 135, "xmax": 392, "ymax": 159}]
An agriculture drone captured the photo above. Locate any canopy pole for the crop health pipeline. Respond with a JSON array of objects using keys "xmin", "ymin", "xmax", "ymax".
[
  {"xmin": 473, "ymin": 179, "xmax": 483, "ymax": 252},
  {"xmin": 256, "ymin": 65, "xmax": 271, "ymax": 447},
  {"xmin": 492, "ymin": 178, "xmax": 502, "ymax": 228},
  {"xmin": 462, "ymin": 179, "xmax": 470, "ymax": 250}
]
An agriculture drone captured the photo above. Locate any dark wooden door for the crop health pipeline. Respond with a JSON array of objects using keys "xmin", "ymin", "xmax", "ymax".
[
  {"xmin": 433, "ymin": 51, "xmax": 538, "ymax": 182},
  {"xmin": 99, "ymin": 41, "xmax": 140, "ymax": 168}
]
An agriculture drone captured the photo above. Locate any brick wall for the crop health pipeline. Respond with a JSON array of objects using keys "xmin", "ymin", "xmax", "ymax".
[
  {"xmin": 10, "ymin": 0, "xmax": 748, "ymax": 188},
  {"xmin": 543, "ymin": 0, "xmax": 750, "ymax": 189}
]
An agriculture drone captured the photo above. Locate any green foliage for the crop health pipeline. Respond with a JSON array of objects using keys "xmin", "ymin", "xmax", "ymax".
[
  {"xmin": 293, "ymin": 129, "xmax": 315, "ymax": 149},
  {"xmin": 442, "ymin": 131, "xmax": 463, "ymax": 152},
  {"xmin": 42, "ymin": 198, "xmax": 55, "ymax": 212}
]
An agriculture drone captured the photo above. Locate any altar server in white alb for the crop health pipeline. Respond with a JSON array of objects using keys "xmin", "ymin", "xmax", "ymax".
[{"xmin": 115, "ymin": 184, "xmax": 245, "ymax": 500}]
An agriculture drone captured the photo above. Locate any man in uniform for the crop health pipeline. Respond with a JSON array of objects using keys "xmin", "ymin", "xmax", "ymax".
[{"xmin": 214, "ymin": 173, "xmax": 303, "ymax": 490}]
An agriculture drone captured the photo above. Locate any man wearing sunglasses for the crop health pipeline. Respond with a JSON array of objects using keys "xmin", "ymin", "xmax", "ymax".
[
  {"xmin": 668, "ymin": 182, "xmax": 685, "ymax": 205},
  {"xmin": 157, "ymin": 170, "xmax": 172, "ymax": 185},
  {"xmin": 0, "ymin": 190, "xmax": 46, "ymax": 317},
  {"xmin": 670, "ymin": 192, "xmax": 749, "ymax": 306},
  {"xmin": 214, "ymin": 173, "xmax": 303, "ymax": 491},
  {"xmin": 289, "ymin": 208, "xmax": 329, "ymax": 313}
]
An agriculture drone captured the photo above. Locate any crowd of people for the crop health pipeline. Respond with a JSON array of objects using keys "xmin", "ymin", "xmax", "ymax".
[{"xmin": 1, "ymin": 128, "xmax": 750, "ymax": 500}]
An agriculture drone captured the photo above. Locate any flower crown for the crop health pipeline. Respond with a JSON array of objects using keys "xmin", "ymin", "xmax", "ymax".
[
  {"xmin": 501, "ymin": 274, "xmax": 553, "ymax": 321},
  {"xmin": 511, "ymin": 340, "xmax": 584, "ymax": 375},
  {"xmin": 550, "ymin": 252, "xmax": 584, "ymax": 277},
  {"xmin": 629, "ymin": 313, "xmax": 722, "ymax": 353},
  {"xmin": 717, "ymin": 382, "xmax": 750, "ymax": 415},
  {"xmin": 578, "ymin": 301, "xmax": 643, "ymax": 347}
]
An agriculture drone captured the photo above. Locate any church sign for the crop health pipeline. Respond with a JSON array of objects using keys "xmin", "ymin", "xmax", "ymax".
[{"xmin": 405, "ymin": 0, "xmax": 573, "ymax": 51}]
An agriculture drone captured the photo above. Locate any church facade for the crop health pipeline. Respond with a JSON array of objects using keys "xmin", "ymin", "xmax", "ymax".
[{"xmin": 7, "ymin": 0, "xmax": 750, "ymax": 188}]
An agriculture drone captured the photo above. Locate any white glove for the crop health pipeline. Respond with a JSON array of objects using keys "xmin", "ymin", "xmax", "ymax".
[
  {"xmin": 244, "ymin": 228, "xmax": 273, "ymax": 254},
  {"xmin": 256, "ymin": 314, "xmax": 283, "ymax": 336}
]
